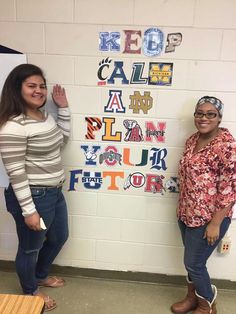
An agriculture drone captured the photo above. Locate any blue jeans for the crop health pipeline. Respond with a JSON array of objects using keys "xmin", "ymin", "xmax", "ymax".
[
  {"xmin": 178, "ymin": 218, "xmax": 230, "ymax": 302},
  {"xmin": 5, "ymin": 184, "xmax": 69, "ymax": 294}
]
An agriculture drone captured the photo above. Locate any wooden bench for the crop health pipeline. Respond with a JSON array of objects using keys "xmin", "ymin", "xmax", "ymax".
[{"xmin": 0, "ymin": 294, "xmax": 45, "ymax": 314}]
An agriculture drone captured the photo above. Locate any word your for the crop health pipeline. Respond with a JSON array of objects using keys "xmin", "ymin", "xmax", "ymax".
[{"xmin": 81, "ymin": 145, "xmax": 168, "ymax": 170}]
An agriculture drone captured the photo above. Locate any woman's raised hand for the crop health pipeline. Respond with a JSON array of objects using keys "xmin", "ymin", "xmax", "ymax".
[{"xmin": 52, "ymin": 84, "xmax": 68, "ymax": 108}]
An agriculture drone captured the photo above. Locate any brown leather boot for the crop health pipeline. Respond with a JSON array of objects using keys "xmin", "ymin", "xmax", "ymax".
[
  {"xmin": 192, "ymin": 285, "xmax": 217, "ymax": 314},
  {"xmin": 170, "ymin": 278, "xmax": 198, "ymax": 313}
]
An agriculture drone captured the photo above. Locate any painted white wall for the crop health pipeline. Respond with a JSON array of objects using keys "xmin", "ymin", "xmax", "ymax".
[{"xmin": 0, "ymin": 0, "xmax": 236, "ymax": 280}]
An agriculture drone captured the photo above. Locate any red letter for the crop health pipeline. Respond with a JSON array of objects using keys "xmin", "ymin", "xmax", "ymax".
[{"xmin": 123, "ymin": 30, "xmax": 141, "ymax": 54}]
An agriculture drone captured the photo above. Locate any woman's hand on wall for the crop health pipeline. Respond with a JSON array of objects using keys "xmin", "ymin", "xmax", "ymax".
[{"xmin": 52, "ymin": 84, "xmax": 68, "ymax": 108}]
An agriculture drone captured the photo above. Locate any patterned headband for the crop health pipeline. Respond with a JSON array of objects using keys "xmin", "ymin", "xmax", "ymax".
[{"xmin": 195, "ymin": 96, "xmax": 224, "ymax": 117}]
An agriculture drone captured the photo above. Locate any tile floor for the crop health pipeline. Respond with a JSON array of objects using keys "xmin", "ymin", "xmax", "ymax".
[{"xmin": 0, "ymin": 270, "xmax": 235, "ymax": 313}]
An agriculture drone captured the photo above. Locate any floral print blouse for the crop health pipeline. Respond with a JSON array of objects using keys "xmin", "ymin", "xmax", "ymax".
[{"xmin": 178, "ymin": 128, "xmax": 236, "ymax": 227}]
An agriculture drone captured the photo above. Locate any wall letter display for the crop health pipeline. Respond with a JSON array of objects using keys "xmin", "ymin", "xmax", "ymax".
[
  {"xmin": 67, "ymin": 141, "xmax": 179, "ymax": 194},
  {"xmin": 67, "ymin": 27, "xmax": 179, "ymax": 196},
  {"xmin": 99, "ymin": 29, "xmax": 183, "ymax": 56},
  {"xmin": 129, "ymin": 91, "xmax": 153, "ymax": 114},
  {"xmin": 104, "ymin": 90, "xmax": 126, "ymax": 113},
  {"xmin": 68, "ymin": 168, "xmax": 179, "ymax": 194},
  {"xmin": 148, "ymin": 63, "xmax": 173, "ymax": 86},
  {"xmin": 84, "ymin": 116, "xmax": 166, "ymax": 143},
  {"xmin": 165, "ymin": 33, "xmax": 182, "ymax": 53},
  {"xmin": 99, "ymin": 32, "xmax": 121, "ymax": 52},
  {"xmin": 143, "ymin": 28, "xmax": 164, "ymax": 57},
  {"xmin": 80, "ymin": 144, "xmax": 167, "ymax": 169},
  {"xmin": 97, "ymin": 59, "xmax": 174, "ymax": 86}
]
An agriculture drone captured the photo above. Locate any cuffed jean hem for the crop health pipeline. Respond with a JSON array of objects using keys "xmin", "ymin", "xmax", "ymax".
[
  {"xmin": 178, "ymin": 217, "xmax": 231, "ymax": 302},
  {"xmin": 32, "ymin": 288, "xmax": 40, "ymax": 296}
]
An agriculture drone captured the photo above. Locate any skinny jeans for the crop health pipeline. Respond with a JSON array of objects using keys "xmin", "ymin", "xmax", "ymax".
[
  {"xmin": 178, "ymin": 217, "xmax": 230, "ymax": 302},
  {"xmin": 5, "ymin": 184, "xmax": 68, "ymax": 294}
]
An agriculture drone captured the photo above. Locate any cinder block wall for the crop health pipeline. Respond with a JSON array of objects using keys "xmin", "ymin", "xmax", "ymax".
[{"xmin": 0, "ymin": 0, "xmax": 236, "ymax": 280}]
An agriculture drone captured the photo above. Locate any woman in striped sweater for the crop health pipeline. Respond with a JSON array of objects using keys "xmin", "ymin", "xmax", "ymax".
[{"xmin": 0, "ymin": 64, "xmax": 70, "ymax": 311}]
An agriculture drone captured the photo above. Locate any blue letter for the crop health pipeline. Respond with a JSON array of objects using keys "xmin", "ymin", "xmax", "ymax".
[
  {"xmin": 99, "ymin": 32, "xmax": 121, "ymax": 51},
  {"xmin": 107, "ymin": 61, "xmax": 129, "ymax": 85},
  {"xmin": 69, "ymin": 169, "xmax": 83, "ymax": 191},
  {"xmin": 150, "ymin": 148, "xmax": 167, "ymax": 170}
]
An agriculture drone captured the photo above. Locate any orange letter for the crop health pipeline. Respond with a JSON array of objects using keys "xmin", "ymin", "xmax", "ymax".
[
  {"xmin": 102, "ymin": 117, "xmax": 122, "ymax": 141},
  {"xmin": 103, "ymin": 171, "xmax": 124, "ymax": 190}
]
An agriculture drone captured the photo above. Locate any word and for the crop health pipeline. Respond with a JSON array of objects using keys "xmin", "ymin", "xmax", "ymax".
[{"xmin": 104, "ymin": 90, "xmax": 153, "ymax": 114}]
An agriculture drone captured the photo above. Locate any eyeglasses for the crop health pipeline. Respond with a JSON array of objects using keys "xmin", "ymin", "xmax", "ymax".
[{"xmin": 194, "ymin": 111, "xmax": 218, "ymax": 119}]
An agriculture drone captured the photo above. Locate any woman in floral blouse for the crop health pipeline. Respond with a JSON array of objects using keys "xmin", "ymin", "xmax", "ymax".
[{"xmin": 171, "ymin": 96, "xmax": 235, "ymax": 314}]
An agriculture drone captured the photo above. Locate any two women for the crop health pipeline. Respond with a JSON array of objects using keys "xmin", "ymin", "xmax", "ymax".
[
  {"xmin": 0, "ymin": 64, "xmax": 235, "ymax": 314},
  {"xmin": 0, "ymin": 64, "xmax": 70, "ymax": 311}
]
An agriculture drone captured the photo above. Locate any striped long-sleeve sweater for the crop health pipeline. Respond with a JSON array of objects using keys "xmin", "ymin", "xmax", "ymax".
[{"xmin": 0, "ymin": 107, "xmax": 70, "ymax": 216}]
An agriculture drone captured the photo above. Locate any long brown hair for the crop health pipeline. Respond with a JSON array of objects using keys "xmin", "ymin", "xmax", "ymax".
[{"xmin": 0, "ymin": 63, "xmax": 47, "ymax": 127}]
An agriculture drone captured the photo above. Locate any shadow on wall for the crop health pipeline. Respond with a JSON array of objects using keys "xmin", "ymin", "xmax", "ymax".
[{"xmin": 0, "ymin": 188, "xmax": 7, "ymax": 211}]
